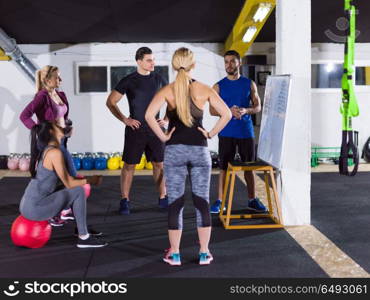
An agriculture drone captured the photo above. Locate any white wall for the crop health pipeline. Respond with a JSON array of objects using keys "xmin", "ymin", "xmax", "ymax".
[{"xmin": 0, "ymin": 42, "xmax": 225, "ymax": 155}]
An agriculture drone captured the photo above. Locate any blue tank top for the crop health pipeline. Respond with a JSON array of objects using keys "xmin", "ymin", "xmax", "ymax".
[{"xmin": 218, "ymin": 76, "xmax": 254, "ymax": 139}]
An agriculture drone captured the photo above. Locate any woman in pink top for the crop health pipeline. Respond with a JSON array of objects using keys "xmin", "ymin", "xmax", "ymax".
[
  {"xmin": 20, "ymin": 65, "xmax": 76, "ymax": 176},
  {"xmin": 20, "ymin": 66, "xmax": 78, "ymax": 225}
]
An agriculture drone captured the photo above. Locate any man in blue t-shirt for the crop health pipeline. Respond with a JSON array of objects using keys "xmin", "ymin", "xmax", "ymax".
[
  {"xmin": 106, "ymin": 47, "xmax": 168, "ymax": 215},
  {"xmin": 210, "ymin": 50, "xmax": 267, "ymax": 213}
]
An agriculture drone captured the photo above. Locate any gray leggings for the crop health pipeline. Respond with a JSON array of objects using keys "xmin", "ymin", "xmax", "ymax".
[
  {"xmin": 164, "ymin": 144, "xmax": 212, "ymax": 230},
  {"xmin": 20, "ymin": 186, "xmax": 88, "ymax": 235}
]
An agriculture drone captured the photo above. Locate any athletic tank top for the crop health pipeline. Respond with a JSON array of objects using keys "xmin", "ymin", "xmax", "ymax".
[
  {"xmin": 22, "ymin": 145, "xmax": 60, "ymax": 201},
  {"xmin": 51, "ymin": 101, "xmax": 68, "ymax": 119},
  {"xmin": 166, "ymin": 82, "xmax": 207, "ymax": 147},
  {"xmin": 218, "ymin": 76, "xmax": 254, "ymax": 139}
]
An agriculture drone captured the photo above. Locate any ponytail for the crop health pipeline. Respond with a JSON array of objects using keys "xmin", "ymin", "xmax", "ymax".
[
  {"xmin": 171, "ymin": 48, "xmax": 195, "ymax": 127},
  {"xmin": 174, "ymin": 68, "xmax": 192, "ymax": 127},
  {"xmin": 30, "ymin": 124, "xmax": 41, "ymax": 178},
  {"xmin": 35, "ymin": 70, "xmax": 43, "ymax": 92},
  {"xmin": 29, "ymin": 122, "xmax": 54, "ymax": 178},
  {"xmin": 35, "ymin": 65, "xmax": 59, "ymax": 92}
]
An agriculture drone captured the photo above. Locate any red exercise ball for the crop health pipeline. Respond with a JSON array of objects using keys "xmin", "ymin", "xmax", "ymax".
[{"xmin": 11, "ymin": 215, "xmax": 52, "ymax": 248}]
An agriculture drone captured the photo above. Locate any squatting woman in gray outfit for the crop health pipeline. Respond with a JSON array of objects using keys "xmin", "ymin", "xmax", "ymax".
[{"xmin": 19, "ymin": 121, "xmax": 107, "ymax": 248}]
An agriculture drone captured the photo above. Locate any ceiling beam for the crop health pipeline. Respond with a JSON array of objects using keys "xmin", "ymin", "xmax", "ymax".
[{"xmin": 225, "ymin": 0, "xmax": 275, "ymax": 56}]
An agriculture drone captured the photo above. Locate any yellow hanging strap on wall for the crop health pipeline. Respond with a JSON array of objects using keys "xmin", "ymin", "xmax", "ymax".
[
  {"xmin": 365, "ymin": 67, "xmax": 370, "ymax": 86},
  {"xmin": 0, "ymin": 47, "xmax": 11, "ymax": 61}
]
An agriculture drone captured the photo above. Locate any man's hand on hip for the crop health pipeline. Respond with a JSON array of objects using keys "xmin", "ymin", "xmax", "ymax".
[{"xmin": 123, "ymin": 117, "xmax": 141, "ymax": 129}]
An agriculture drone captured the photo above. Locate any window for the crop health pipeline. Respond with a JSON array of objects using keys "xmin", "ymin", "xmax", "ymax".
[
  {"xmin": 76, "ymin": 64, "xmax": 169, "ymax": 94},
  {"xmin": 78, "ymin": 66, "xmax": 107, "ymax": 93},
  {"xmin": 355, "ymin": 66, "xmax": 370, "ymax": 86},
  {"xmin": 153, "ymin": 66, "xmax": 169, "ymax": 84},
  {"xmin": 110, "ymin": 66, "xmax": 136, "ymax": 90},
  {"xmin": 110, "ymin": 66, "xmax": 169, "ymax": 90},
  {"xmin": 311, "ymin": 64, "xmax": 343, "ymax": 88}
]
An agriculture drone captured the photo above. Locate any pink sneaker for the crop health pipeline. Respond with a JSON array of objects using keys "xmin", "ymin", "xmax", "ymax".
[{"xmin": 60, "ymin": 209, "xmax": 75, "ymax": 221}]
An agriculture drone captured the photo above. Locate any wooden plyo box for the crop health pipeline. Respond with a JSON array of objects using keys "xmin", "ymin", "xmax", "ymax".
[{"xmin": 219, "ymin": 161, "xmax": 284, "ymax": 229}]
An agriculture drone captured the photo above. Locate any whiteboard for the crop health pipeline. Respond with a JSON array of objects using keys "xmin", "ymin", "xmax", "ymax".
[{"xmin": 257, "ymin": 75, "xmax": 292, "ymax": 169}]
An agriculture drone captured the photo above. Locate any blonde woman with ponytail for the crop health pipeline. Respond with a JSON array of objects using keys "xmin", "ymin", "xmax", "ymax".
[
  {"xmin": 146, "ymin": 47, "xmax": 231, "ymax": 266},
  {"xmin": 20, "ymin": 65, "xmax": 95, "ymax": 226},
  {"xmin": 20, "ymin": 65, "xmax": 76, "ymax": 177},
  {"xmin": 21, "ymin": 66, "xmax": 69, "ymax": 136}
]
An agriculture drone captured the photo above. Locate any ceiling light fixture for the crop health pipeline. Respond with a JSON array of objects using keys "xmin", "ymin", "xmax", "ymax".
[
  {"xmin": 253, "ymin": 3, "xmax": 272, "ymax": 22},
  {"xmin": 242, "ymin": 26, "xmax": 257, "ymax": 43}
]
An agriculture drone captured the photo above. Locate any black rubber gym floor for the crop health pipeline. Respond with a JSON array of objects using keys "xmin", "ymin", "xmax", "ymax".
[
  {"xmin": 311, "ymin": 172, "xmax": 370, "ymax": 273},
  {"xmin": 0, "ymin": 175, "xmax": 327, "ymax": 278}
]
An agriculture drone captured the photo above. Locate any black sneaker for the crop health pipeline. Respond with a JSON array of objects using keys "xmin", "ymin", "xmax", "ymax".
[
  {"xmin": 76, "ymin": 235, "xmax": 108, "ymax": 248},
  {"xmin": 158, "ymin": 195, "xmax": 168, "ymax": 209},
  {"xmin": 119, "ymin": 198, "xmax": 130, "ymax": 215},
  {"xmin": 74, "ymin": 227, "xmax": 103, "ymax": 237}
]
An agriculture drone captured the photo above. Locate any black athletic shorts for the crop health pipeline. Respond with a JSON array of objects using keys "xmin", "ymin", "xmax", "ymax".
[
  {"xmin": 123, "ymin": 126, "xmax": 165, "ymax": 164},
  {"xmin": 218, "ymin": 136, "xmax": 255, "ymax": 170}
]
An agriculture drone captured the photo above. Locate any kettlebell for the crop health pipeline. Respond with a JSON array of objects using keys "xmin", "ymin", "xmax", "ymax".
[
  {"xmin": 107, "ymin": 152, "xmax": 120, "ymax": 170},
  {"xmin": 210, "ymin": 151, "xmax": 220, "ymax": 168},
  {"xmin": 82, "ymin": 152, "xmax": 94, "ymax": 170},
  {"xmin": 72, "ymin": 152, "xmax": 82, "ymax": 170},
  {"xmin": 95, "ymin": 152, "xmax": 108, "ymax": 170},
  {"xmin": 135, "ymin": 155, "xmax": 146, "ymax": 170},
  {"xmin": 145, "ymin": 161, "xmax": 153, "ymax": 170},
  {"xmin": 7, "ymin": 153, "xmax": 20, "ymax": 170},
  {"xmin": 0, "ymin": 155, "xmax": 8, "ymax": 169},
  {"xmin": 19, "ymin": 153, "xmax": 31, "ymax": 172}
]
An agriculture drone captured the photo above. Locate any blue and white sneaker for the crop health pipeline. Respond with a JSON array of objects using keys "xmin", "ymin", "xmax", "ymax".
[
  {"xmin": 199, "ymin": 252, "xmax": 213, "ymax": 265},
  {"xmin": 247, "ymin": 197, "xmax": 267, "ymax": 213},
  {"xmin": 163, "ymin": 249, "xmax": 181, "ymax": 266},
  {"xmin": 210, "ymin": 199, "xmax": 226, "ymax": 214},
  {"xmin": 119, "ymin": 198, "xmax": 130, "ymax": 215}
]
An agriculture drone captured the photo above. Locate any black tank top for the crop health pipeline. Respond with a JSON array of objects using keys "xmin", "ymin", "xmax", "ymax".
[{"xmin": 166, "ymin": 85, "xmax": 207, "ymax": 147}]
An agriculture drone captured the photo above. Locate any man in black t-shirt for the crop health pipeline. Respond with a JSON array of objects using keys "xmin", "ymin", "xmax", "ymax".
[{"xmin": 106, "ymin": 47, "xmax": 168, "ymax": 215}]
